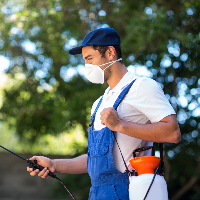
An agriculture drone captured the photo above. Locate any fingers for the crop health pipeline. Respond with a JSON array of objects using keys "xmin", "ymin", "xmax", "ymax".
[
  {"xmin": 100, "ymin": 108, "xmax": 113, "ymax": 120},
  {"xmin": 101, "ymin": 108, "xmax": 117, "ymax": 117},
  {"xmin": 100, "ymin": 107, "xmax": 120, "ymax": 131},
  {"xmin": 38, "ymin": 168, "xmax": 49, "ymax": 178},
  {"xmin": 27, "ymin": 167, "xmax": 49, "ymax": 178},
  {"xmin": 27, "ymin": 167, "xmax": 32, "ymax": 172},
  {"xmin": 27, "ymin": 167, "xmax": 39, "ymax": 176},
  {"xmin": 101, "ymin": 107, "xmax": 114, "ymax": 115},
  {"xmin": 29, "ymin": 156, "xmax": 38, "ymax": 161}
]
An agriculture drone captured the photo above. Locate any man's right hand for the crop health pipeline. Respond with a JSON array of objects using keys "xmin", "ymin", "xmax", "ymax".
[{"xmin": 27, "ymin": 156, "xmax": 55, "ymax": 178}]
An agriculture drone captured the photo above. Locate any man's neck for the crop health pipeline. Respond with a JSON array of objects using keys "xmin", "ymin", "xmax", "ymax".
[{"xmin": 107, "ymin": 64, "xmax": 128, "ymax": 90}]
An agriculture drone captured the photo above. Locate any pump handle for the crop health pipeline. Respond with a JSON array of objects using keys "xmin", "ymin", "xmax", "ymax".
[{"xmin": 133, "ymin": 146, "xmax": 154, "ymax": 158}]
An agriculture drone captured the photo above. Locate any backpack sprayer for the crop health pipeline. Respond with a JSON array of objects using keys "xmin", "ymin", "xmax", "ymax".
[
  {"xmin": 0, "ymin": 145, "xmax": 76, "ymax": 200},
  {"xmin": 129, "ymin": 145, "xmax": 168, "ymax": 200}
]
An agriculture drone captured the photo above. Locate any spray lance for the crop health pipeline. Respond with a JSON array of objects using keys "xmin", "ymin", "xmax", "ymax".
[{"xmin": 0, "ymin": 145, "xmax": 76, "ymax": 200}]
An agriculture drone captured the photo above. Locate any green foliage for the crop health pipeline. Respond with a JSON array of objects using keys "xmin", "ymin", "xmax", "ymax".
[
  {"xmin": 0, "ymin": 0, "xmax": 108, "ymax": 141},
  {"xmin": 0, "ymin": 0, "xmax": 200, "ymax": 199},
  {"xmin": 0, "ymin": 122, "xmax": 87, "ymax": 155}
]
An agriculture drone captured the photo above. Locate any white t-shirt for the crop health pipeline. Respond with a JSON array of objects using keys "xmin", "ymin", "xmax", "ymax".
[{"xmin": 91, "ymin": 71, "xmax": 176, "ymax": 172}]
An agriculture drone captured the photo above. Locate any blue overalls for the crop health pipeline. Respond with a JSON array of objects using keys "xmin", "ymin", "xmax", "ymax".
[{"xmin": 87, "ymin": 80, "xmax": 135, "ymax": 200}]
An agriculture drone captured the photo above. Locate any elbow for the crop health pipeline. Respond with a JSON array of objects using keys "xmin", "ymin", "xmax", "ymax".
[
  {"xmin": 171, "ymin": 129, "xmax": 181, "ymax": 144},
  {"xmin": 160, "ymin": 115, "xmax": 181, "ymax": 144}
]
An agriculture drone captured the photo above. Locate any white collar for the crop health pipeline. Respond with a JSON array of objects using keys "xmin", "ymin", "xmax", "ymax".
[{"xmin": 104, "ymin": 71, "xmax": 137, "ymax": 98}]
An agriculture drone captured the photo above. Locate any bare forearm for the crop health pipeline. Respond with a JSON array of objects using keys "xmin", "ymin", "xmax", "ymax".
[
  {"xmin": 115, "ymin": 115, "xmax": 181, "ymax": 143},
  {"xmin": 52, "ymin": 154, "xmax": 88, "ymax": 174},
  {"xmin": 100, "ymin": 107, "xmax": 181, "ymax": 143}
]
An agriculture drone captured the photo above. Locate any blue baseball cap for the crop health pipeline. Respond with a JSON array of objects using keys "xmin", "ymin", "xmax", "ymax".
[{"xmin": 69, "ymin": 27, "xmax": 121, "ymax": 55}]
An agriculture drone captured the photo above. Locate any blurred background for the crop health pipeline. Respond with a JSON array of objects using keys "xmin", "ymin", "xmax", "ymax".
[{"xmin": 0, "ymin": 0, "xmax": 199, "ymax": 199}]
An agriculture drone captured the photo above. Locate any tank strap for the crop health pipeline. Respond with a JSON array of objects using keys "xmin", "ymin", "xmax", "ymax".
[
  {"xmin": 112, "ymin": 79, "xmax": 137, "ymax": 175},
  {"xmin": 157, "ymin": 143, "xmax": 164, "ymax": 176},
  {"xmin": 112, "ymin": 131, "xmax": 137, "ymax": 176}
]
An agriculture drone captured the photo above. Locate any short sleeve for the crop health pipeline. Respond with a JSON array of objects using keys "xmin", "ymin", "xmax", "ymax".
[{"xmin": 134, "ymin": 78, "xmax": 176, "ymax": 123}]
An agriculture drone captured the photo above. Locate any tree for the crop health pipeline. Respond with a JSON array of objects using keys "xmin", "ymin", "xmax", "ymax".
[
  {"xmin": 0, "ymin": 0, "xmax": 200, "ymax": 199},
  {"xmin": 0, "ymin": 0, "xmax": 108, "ymax": 140}
]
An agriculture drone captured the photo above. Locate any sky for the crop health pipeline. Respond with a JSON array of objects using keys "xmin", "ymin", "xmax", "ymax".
[{"xmin": 0, "ymin": 56, "xmax": 10, "ymax": 75}]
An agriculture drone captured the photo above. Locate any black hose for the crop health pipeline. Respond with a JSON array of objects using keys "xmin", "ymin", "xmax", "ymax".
[{"xmin": 55, "ymin": 177, "xmax": 76, "ymax": 200}]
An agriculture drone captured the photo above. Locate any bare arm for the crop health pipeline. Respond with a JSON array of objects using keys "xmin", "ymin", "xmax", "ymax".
[
  {"xmin": 27, "ymin": 154, "xmax": 88, "ymax": 178},
  {"xmin": 52, "ymin": 154, "xmax": 88, "ymax": 174},
  {"xmin": 100, "ymin": 108, "xmax": 181, "ymax": 144}
]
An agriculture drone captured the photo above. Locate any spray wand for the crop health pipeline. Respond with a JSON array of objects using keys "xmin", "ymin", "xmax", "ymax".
[{"xmin": 0, "ymin": 145, "xmax": 76, "ymax": 200}]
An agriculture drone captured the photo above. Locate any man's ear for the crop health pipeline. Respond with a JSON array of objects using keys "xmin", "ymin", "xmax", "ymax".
[{"xmin": 106, "ymin": 46, "xmax": 116, "ymax": 61}]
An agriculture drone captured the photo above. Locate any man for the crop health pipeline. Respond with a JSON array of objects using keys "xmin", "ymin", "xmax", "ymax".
[{"xmin": 27, "ymin": 27, "xmax": 181, "ymax": 199}]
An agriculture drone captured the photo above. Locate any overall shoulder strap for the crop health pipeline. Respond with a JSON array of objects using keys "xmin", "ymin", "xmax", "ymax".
[
  {"xmin": 89, "ymin": 78, "xmax": 136, "ymax": 127},
  {"xmin": 89, "ymin": 96, "xmax": 103, "ymax": 127},
  {"xmin": 92, "ymin": 96, "xmax": 103, "ymax": 116},
  {"xmin": 113, "ymin": 79, "xmax": 136, "ymax": 110}
]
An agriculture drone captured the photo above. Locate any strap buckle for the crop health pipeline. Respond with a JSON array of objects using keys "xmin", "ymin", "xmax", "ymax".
[
  {"xmin": 126, "ymin": 169, "xmax": 138, "ymax": 177},
  {"xmin": 89, "ymin": 114, "xmax": 95, "ymax": 127}
]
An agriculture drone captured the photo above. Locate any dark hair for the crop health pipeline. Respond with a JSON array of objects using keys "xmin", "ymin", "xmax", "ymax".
[{"xmin": 92, "ymin": 45, "xmax": 123, "ymax": 64}]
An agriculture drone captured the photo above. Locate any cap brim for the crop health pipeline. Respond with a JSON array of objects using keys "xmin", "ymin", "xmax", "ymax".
[{"xmin": 69, "ymin": 46, "xmax": 83, "ymax": 55}]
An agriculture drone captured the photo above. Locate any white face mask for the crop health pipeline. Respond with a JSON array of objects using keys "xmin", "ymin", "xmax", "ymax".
[{"xmin": 84, "ymin": 58, "xmax": 122, "ymax": 84}]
